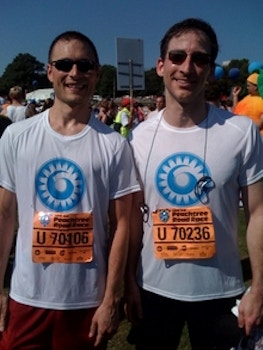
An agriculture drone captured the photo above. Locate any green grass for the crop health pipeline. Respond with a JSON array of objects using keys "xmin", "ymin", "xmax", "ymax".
[{"xmin": 108, "ymin": 209, "xmax": 249, "ymax": 350}]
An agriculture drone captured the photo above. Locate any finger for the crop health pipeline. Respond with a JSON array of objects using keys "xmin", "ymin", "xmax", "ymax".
[
  {"xmin": 0, "ymin": 296, "xmax": 7, "ymax": 332},
  {"xmin": 94, "ymin": 332, "xmax": 105, "ymax": 347},
  {"xmin": 88, "ymin": 320, "xmax": 96, "ymax": 339}
]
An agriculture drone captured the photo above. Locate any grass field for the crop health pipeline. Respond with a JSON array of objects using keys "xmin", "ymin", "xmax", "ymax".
[{"xmin": 108, "ymin": 209, "xmax": 249, "ymax": 349}]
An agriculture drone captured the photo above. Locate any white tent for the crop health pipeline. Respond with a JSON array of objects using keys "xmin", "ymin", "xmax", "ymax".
[{"xmin": 26, "ymin": 88, "xmax": 54, "ymax": 102}]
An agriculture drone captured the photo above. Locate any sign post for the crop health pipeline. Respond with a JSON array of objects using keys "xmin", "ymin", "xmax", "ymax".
[{"xmin": 116, "ymin": 38, "xmax": 144, "ymax": 99}]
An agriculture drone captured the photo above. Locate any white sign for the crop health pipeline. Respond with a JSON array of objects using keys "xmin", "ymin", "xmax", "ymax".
[{"xmin": 116, "ymin": 38, "xmax": 144, "ymax": 91}]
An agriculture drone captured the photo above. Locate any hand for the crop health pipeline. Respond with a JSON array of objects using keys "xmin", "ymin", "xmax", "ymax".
[
  {"xmin": 124, "ymin": 281, "xmax": 143, "ymax": 325},
  {"xmin": 238, "ymin": 288, "xmax": 263, "ymax": 335},
  {"xmin": 0, "ymin": 293, "xmax": 7, "ymax": 332},
  {"xmin": 88, "ymin": 301, "xmax": 120, "ymax": 347},
  {"xmin": 232, "ymin": 86, "xmax": 242, "ymax": 97}
]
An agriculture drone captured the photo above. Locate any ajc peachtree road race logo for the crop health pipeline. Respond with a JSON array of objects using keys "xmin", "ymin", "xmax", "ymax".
[
  {"xmin": 155, "ymin": 152, "xmax": 210, "ymax": 207},
  {"xmin": 35, "ymin": 158, "xmax": 85, "ymax": 211}
]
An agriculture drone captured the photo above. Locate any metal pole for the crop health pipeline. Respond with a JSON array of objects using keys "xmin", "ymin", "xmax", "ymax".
[{"xmin": 129, "ymin": 59, "xmax": 134, "ymax": 105}]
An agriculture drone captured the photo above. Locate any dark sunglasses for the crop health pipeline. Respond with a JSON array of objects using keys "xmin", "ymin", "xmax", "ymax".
[
  {"xmin": 168, "ymin": 51, "xmax": 211, "ymax": 67},
  {"xmin": 50, "ymin": 59, "xmax": 98, "ymax": 73}
]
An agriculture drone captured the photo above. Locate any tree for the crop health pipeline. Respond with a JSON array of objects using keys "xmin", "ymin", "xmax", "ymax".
[
  {"xmin": 144, "ymin": 68, "xmax": 164, "ymax": 96},
  {"xmin": 0, "ymin": 53, "xmax": 50, "ymax": 95},
  {"xmin": 214, "ymin": 59, "xmax": 250, "ymax": 100},
  {"xmin": 96, "ymin": 65, "xmax": 117, "ymax": 98}
]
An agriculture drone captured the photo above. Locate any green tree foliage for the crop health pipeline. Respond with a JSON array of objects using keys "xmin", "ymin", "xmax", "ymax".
[
  {"xmin": 215, "ymin": 58, "xmax": 249, "ymax": 99},
  {"xmin": 144, "ymin": 68, "xmax": 164, "ymax": 95},
  {"xmin": 0, "ymin": 53, "xmax": 50, "ymax": 95},
  {"xmin": 96, "ymin": 65, "xmax": 164, "ymax": 98},
  {"xmin": 96, "ymin": 65, "xmax": 117, "ymax": 98}
]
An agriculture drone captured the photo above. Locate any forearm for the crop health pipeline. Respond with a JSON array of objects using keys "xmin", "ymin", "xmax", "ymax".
[
  {"xmin": 238, "ymin": 183, "xmax": 263, "ymax": 334},
  {"xmin": 103, "ymin": 226, "xmax": 129, "ymax": 305},
  {"xmin": 0, "ymin": 229, "xmax": 14, "ymax": 293},
  {"xmin": 0, "ymin": 190, "xmax": 17, "ymax": 292},
  {"xmin": 247, "ymin": 214, "xmax": 263, "ymax": 294},
  {"xmin": 102, "ymin": 194, "xmax": 133, "ymax": 306},
  {"xmin": 125, "ymin": 191, "xmax": 144, "ymax": 287}
]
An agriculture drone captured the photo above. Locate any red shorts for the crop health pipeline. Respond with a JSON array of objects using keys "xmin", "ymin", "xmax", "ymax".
[{"xmin": 0, "ymin": 298, "xmax": 108, "ymax": 350}]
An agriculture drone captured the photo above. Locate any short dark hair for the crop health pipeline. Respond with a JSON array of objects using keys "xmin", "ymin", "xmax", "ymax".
[
  {"xmin": 160, "ymin": 18, "xmax": 218, "ymax": 65},
  {"xmin": 48, "ymin": 30, "xmax": 100, "ymax": 64}
]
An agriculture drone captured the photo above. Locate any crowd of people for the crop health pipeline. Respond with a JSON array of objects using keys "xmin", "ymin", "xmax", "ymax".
[
  {"xmin": 0, "ymin": 17, "xmax": 263, "ymax": 350},
  {"xmin": 0, "ymin": 89, "xmax": 54, "ymax": 139},
  {"xmin": 0, "ymin": 86, "xmax": 160, "ymax": 140}
]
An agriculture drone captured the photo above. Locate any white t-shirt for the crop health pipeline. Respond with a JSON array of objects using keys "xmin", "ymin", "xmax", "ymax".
[
  {"xmin": 0, "ymin": 110, "xmax": 140, "ymax": 310},
  {"xmin": 6, "ymin": 105, "xmax": 26, "ymax": 122},
  {"xmin": 129, "ymin": 104, "xmax": 263, "ymax": 302}
]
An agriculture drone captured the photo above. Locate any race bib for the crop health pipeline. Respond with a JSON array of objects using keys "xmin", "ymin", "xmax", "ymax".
[
  {"xmin": 152, "ymin": 206, "xmax": 216, "ymax": 259},
  {"xmin": 32, "ymin": 212, "xmax": 93, "ymax": 263}
]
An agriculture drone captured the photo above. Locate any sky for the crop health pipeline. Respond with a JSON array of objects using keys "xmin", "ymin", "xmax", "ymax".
[{"xmin": 1, "ymin": 0, "xmax": 263, "ymax": 76}]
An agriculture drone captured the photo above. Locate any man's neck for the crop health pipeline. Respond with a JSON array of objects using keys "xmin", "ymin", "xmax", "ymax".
[
  {"xmin": 48, "ymin": 103, "xmax": 92, "ymax": 136},
  {"xmin": 163, "ymin": 102, "xmax": 208, "ymax": 128}
]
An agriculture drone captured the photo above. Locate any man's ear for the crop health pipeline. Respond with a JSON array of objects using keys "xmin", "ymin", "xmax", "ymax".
[
  {"xmin": 156, "ymin": 57, "xmax": 164, "ymax": 78},
  {"xmin": 47, "ymin": 64, "xmax": 54, "ymax": 84}
]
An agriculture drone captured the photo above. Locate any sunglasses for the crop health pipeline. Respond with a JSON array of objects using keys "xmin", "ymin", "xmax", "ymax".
[
  {"xmin": 168, "ymin": 51, "xmax": 211, "ymax": 67},
  {"xmin": 50, "ymin": 59, "xmax": 98, "ymax": 73}
]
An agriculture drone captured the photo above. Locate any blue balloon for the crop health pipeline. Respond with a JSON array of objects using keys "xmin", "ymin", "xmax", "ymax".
[
  {"xmin": 248, "ymin": 61, "xmax": 263, "ymax": 74},
  {"xmin": 228, "ymin": 68, "xmax": 240, "ymax": 80},
  {"xmin": 214, "ymin": 66, "xmax": 224, "ymax": 79}
]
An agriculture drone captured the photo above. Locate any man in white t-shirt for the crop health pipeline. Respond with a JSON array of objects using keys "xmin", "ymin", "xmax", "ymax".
[
  {"xmin": 125, "ymin": 18, "xmax": 263, "ymax": 350},
  {"xmin": 0, "ymin": 31, "xmax": 140, "ymax": 350},
  {"xmin": 145, "ymin": 94, "xmax": 165, "ymax": 119},
  {"xmin": 2, "ymin": 86, "xmax": 26, "ymax": 122}
]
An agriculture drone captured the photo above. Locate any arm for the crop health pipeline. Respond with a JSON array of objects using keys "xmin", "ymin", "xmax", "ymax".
[
  {"xmin": 0, "ymin": 187, "xmax": 17, "ymax": 331},
  {"xmin": 124, "ymin": 190, "xmax": 144, "ymax": 324},
  {"xmin": 232, "ymin": 86, "xmax": 242, "ymax": 109},
  {"xmin": 89, "ymin": 193, "xmax": 133, "ymax": 346},
  {"xmin": 238, "ymin": 180, "xmax": 263, "ymax": 335}
]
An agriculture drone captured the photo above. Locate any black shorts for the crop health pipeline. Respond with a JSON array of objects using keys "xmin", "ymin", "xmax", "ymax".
[{"xmin": 128, "ymin": 288, "xmax": 243, "ymax": 350}]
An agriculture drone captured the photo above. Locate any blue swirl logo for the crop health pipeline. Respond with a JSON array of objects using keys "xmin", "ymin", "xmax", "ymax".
[
  {"xmin": 155, "ymin": 152, "xmax": 210, "ymax": 206},
  {"xmin": 36, "ymin": 158, "xmax": 85, "ymax": 211}
]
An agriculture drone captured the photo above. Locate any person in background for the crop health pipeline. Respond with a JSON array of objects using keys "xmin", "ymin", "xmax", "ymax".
[
  {"xmin": 205, "ymin": 81, "xmax": 224, "ymax": 108},
  {"xmin": 0, "ymin": 30, "xmax": 140, "ymax": 350},
  {"xmin": 2, "ymin": 86, "xmax": 26, "ymax": 122},
  {"xmin": 233, "ymin": 73, "xmax": 263, "ymax": 135},
  {"xmin": 0, "ymin": 96, "xmax": 11, "ymax": 114},
  {"xmin": 96, "ymin": 98, "xmax": 109, "ymax": 123},
  {"xmin": 25, "ymin": 99, "xmax": 38, "ymax": 118},
  {"xmin": 125, "ymin": 18, "xmax": 263, "ymax": 350},
  {"xmin": 112, "ymin": 97, "xmax": 134, "ymax": 137},
  {"xmin": 97, "ymin": 99, "xmax": 117, "ymax": 126},
  {"xmin": 105, "ymin": 100, "xmax": 118, "ymax": 126},
  {"xmin": 0, "ymin": 97, "xmax": 5, "ymax": 113},
  {"xmin": 132, "ymin": 102, "xmax": 145, "ymax": 127},
  {"xmin": 145, "ymin": 94, "xmax": 166, "ymax": 119},
  {"xmin": 42, "ymin": 97, "xmax": 54, "ymax": 111}
]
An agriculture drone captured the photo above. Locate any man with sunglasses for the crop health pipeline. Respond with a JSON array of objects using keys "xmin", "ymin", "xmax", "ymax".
[
  {"xmin": 126, "ymin": 18, "xmax": 263, "ymax": 349},
  {"xmin": 0, "ymin": 31, "xmax": 140, "ymax": 349}
]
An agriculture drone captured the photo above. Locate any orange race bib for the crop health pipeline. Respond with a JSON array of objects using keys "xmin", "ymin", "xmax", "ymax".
[
  {"xmin": 32, "ymin": 212, "xmax": 93, "ymax": 263},
  {"xmin": 152, "ymin": 207, "xmax": 216, "ymax": 259}
]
